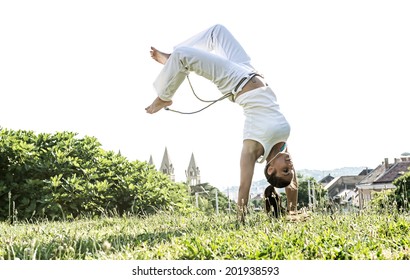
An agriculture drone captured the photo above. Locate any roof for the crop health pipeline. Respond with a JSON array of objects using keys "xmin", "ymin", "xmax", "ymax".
[
  {"xmin": 358, "ymin": 161, "xmax": 410, "ymax": 185},
  {"xmin": 160, "ymin": 147, "xmax": 173, "ymax": 170},
  {"xmin": 358, "ymin": 168, "xmax": 373, "ymax": 176},
  {"xmin": 374, "ymin": 161, "xmax": 410, "ymax": 183},
  {"xmin": 251, "ymin": 194, "xmax": 264, "ymax": 201},
  {"xmin": 148, "ymin": 155, "xmax": 154, "ymax": 166},
  {"xmin": 186, "ymin": 153, "xmax": 199, "ymax": 176},
  {"xmin": 334, "ymin": 189, "xmax": 357, "ymax": 203},
  {"xmin": 319, "ymin": 174, "xmax": 334, "ymax": 184},
  {"xmin": 324, "ymin": 175, "xmax": 366, "ymax": 191},
  {"xmin": 358, "ymin": 163, "xmax": 392, "ymax": 185}
]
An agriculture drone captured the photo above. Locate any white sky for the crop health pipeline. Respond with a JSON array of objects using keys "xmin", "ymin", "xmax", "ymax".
[{"xmin": 1, "ymin": 0, "xmax": 409, "ymax": 190}]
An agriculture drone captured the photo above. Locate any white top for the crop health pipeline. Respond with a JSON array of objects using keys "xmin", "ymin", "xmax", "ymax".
[{"xmin": 235, "ymin": 86, "xmax": 290, "ymax": 163}]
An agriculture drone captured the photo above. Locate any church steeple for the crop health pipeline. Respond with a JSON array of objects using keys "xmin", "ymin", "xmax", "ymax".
[
  {"xmin": 160, "ymin": 147, "xmax": 175, "ymax": 182},
  {"xmin": 186, "ymin": 152, "xmax": 200, "ymax": 186},
  {"xmin": 148, "ymin": 155, "xmax": 154, "ymax": 166}
]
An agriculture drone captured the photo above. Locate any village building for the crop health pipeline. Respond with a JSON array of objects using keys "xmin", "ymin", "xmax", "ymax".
[
  {"xmin": 356, "ymin": 156, "xmax": 410, "ymax": 209},
  {"xmin": 158, "ymin": 147, "xmax": 175, "ymax": 182},
  {"xmin": 318, "ymin": 174, "xmax": 334, "ymax": 186},
  {"xmin": 148, "ymin": 155, "xmax": 154, "ymax": 166},
  {"xmin": 149, "ymin": 148, "xmax": 201, "ymax": 186},
  {"xmin": 185, "ymin": 153, "xmax": 201, "ymax": 187},
  {"xmin": 150, "ymin": 147, "xmax": 409, "ymax": 209},
  {"xmin": 322, "ymin": 154, "xmax": 410, "ymax": 210},
  {"xmin": 323, "ymin": 174, "xmax": 367, "ymax": 209}
]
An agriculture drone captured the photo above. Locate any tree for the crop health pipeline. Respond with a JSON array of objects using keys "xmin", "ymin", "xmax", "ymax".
[
  {"xmin": 189, "ymin": 183, "xmax": 235, "ymax": 214},
  {"xmin": 393, "ymin": 169, "xmax": 410, "ymax": 211},
  {"xmin": 295, "ymin": 174, "xmax": 326, "ymax": 210}
]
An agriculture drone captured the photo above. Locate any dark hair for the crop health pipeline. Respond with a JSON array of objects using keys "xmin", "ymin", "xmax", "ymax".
[
  {"xmin": 264, "ymin": 185, "xmax": 284, "ymax": 218},
  {"xmin": 264, "ymin": 164, "xmax": 291, "ymax": 188}
]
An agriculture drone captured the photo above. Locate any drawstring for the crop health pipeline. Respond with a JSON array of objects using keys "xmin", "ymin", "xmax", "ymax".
[
  {"xmin": 164, "ymin": 59, "xmax": 262, "ymax": 114},
  {"xmin": 164, "ymin": 75, "xmax": 234, "ymax": 115}
]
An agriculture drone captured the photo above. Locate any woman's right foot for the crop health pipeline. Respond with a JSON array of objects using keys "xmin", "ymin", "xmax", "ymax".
[
  {"xmin": 145, "ymin": 97, "xmax": 173, "ymax": 114},
  {"xmin": 150, "ymin": 46, "xmax": 170, "ymax": 65}
]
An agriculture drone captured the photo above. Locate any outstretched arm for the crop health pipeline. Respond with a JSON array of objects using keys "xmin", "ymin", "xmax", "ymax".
[{"xmin": 285, "ymin": 166, "xmax": 298, "ymax": 212}]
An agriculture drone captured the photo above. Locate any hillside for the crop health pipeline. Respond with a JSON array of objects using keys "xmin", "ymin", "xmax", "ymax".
[{"xmin": 297, "ymin": 166, "xmax": 367, "ymax": 181}]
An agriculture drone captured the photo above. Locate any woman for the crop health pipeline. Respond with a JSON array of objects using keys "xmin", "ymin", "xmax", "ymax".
[{"xmin": 145, "ymin": 24, "xmax": 298, "ymax": 221}]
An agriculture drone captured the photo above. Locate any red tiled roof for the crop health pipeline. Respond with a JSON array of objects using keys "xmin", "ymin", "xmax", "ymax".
[
  {"xmin": 359, "ymin": 163, "xmax": 392, "ymax": 184},
  {"xmin": 374, "ymin": 161, "xmax": 410, "ymax": 183}
]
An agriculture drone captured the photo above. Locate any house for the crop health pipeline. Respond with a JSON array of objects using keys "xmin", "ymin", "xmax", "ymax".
[
  {"xmin": 324, "ymin": 174, "xmax": 367, "ymax": 207},
  {"xmin": 322, "ymin": 155, "xmax": 410, "ymax": 210},
  {"xmin": 356, "ymin": 156, "xmax": 410, "ymax": 209},
  {"xmin": 250, "ymin": 193, "xmax": 264, "ymax": 211}
]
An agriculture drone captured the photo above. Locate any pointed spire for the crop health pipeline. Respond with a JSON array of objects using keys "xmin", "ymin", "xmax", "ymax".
[
  {"xmin": 160, "ymin": 147, "xmax": 171, "ymax": 171},
  {"xmin": 160, "ymin": 147, "xmax": 175, "ymax": 181},
  {"xmin": 186, "ymin": 152, "xmax": 200, "ymax": 186},
  {"xmin": 187, "ymin": 153, "xmax": 198, "ymax": 172},
  {"xmin": 148, "ymin": 155, "xmax": 154, "ymax": 166}
]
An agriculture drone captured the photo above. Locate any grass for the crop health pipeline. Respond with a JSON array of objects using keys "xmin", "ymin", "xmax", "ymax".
[{"xmin": 1, "ymin": 210, "xmax": 409, "ymax": 260}]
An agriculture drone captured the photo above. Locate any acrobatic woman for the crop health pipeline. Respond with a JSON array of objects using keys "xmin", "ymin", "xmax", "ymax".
[{"xmin": 145, "ymin": 24, "xmax": 298, "ymax": 221}]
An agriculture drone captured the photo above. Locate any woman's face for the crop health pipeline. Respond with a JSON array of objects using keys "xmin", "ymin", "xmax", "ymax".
[{"xmin": 267, "ymin": 152, "xmax": 294, "ymax": 182}]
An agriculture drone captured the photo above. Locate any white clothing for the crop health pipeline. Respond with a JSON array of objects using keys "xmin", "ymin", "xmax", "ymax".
[
  {"xmin": 152, "ymin": 24, "xmax": 290, "ymax": 162},
  {"xmin": 153, "ymin": 24, "xmax": 256, "ymax": 101},
  {"xmin": 235, "ymin": 86, "xmax": 290, "ymax": 163}
]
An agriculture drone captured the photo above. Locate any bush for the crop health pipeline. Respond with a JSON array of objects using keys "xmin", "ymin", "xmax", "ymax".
[
  {"xmin": 393, "ymin": 171, "xmax": 410, "ymax": 212},
  {"xmin": 0, "ymin": 128, "xmax": 191, "ymax": 221},
  {"xmin": 369, "ymin": 190, "xmax": 396, "ymax": 212}
]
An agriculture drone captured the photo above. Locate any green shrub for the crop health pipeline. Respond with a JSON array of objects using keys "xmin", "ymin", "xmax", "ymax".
[
  {"xmin": 369, "ymin": 190, "xmax": 396, "ymax": 212},
  {"xmin": 0, "ymin": 128, "xmax": 191, "ymax": 221},
  {"xmin": 393, "ymin": 171, "xmax": 410, "ymax": 211}
]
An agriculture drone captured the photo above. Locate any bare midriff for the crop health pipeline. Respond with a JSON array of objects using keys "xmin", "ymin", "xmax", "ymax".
[{"xmin": 235, "ymin": 75, "xmax": 267, "ymax": 99}]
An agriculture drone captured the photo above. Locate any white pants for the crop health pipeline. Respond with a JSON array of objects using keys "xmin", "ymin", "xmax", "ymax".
[{"xmin": 153, "ymin": 24, "xmax": 257, "ymax": 101}]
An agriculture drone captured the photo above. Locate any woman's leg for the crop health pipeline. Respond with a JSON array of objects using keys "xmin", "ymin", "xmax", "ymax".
[
  {"xmin": 175, "ymin": 24, "xmax": 253, "ymax": 68},
  {"xmin": 150, "ymin": 25, "xmax": 255, "ymax": 108},
  {"xmin": 153, "ymin": 46, "xmax": 251, "ymax": 101}
]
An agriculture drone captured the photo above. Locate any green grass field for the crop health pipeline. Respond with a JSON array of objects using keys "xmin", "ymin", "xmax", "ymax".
[{"xmin": 1, "ymin": 210, "xmax": 409, "ymax": 260}]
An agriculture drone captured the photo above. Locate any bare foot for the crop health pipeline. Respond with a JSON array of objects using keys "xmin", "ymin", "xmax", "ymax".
[
  {"xmin": 145, "ymin": 97, "xmax": 173, "ymax": 114},
  {"xmin": 150, "ymin": 47, "xmax": 170, "ymax": 65}
]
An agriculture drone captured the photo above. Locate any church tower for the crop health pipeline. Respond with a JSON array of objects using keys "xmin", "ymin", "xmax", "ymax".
[
  {"xmin": 185, "ymin": 153, "xmax": 200, "ymax": 186},
  {"xmin": 159, "ymin": 147, "xmax": 175, "ymax": 182},
  {"xmin": 148, "ymin": 155, "xmax": 154, "ymax": 166}
]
